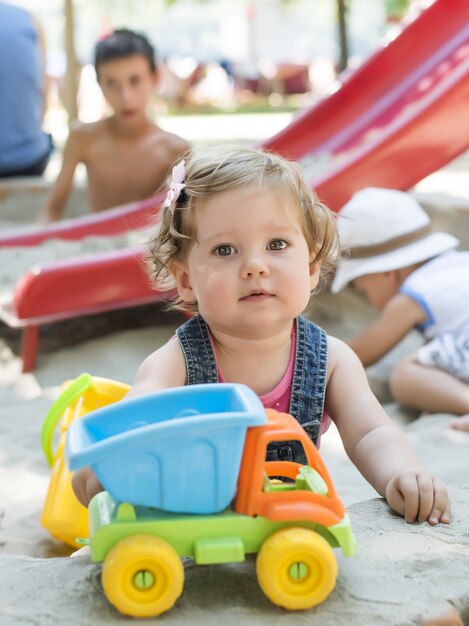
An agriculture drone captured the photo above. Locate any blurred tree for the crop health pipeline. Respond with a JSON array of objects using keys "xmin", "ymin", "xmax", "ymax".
[
  {"xmin": 64, "ymin": 0, "xmax": 78, "ymax": 124},
  {"xmin": 336, "ymin": 0, "xmax": 349, "ymax": 73}
]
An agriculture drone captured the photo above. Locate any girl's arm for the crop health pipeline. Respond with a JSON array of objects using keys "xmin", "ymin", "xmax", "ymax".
[
  {"xmin": 325, "ymin": 336, "xmax": 450, "ymax": 525},
  {"xmin": 72, "ymin": 338, "xmax": 187, "ymax": 506},
  {"xmin": 348, "ymin": 294, "xmax": 426, "ymax": 366},
  {"xmin": 125, "ymin": 337, "xmax": 187, "ymax": 399},
  {"xmin": 71, "ymin": 466, "xmax": 103, "ymax": 508}
]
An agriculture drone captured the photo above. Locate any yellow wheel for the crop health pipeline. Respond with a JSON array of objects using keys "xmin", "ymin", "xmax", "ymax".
[
  {"xmin": 101, "ymin": 534, "xmax": 184, "ymax": 617},
  {"xmin": 256, "ymin": 527, "xmax": 338, "ymax": 610}
]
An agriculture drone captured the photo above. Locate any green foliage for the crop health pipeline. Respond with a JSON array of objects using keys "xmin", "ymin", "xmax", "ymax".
[{"xmin": 385, "ymin": 0, "xmax": 409, "ymax": 18}]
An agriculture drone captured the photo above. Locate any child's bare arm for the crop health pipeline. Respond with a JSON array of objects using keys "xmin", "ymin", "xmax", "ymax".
[
  {"xmin": 71, "ymin": 340, "xmax": 186, "ymax": 507},
  {"xmin": 326, "ymin": 336, "xmax": 450, "ymax": 524},
  {"xmin": 72, "ymin": 466, "xmax": 103, "ymax": 508},
  {"xmin": 39, "ymin": 124, "xmax": 85, "ymax": 222},
  {"xmin": 125, "ymin": 338, "xmax": 187, "ymax": 399},
  {"xmin": 348, "ymin": 294, "xmax": 426, "ymax": 366}
]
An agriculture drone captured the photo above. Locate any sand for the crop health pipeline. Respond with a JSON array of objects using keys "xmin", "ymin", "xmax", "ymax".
[
  {"xmin": 0, "ymin": 312, "xmax": 468, "ymax": 624},
  {"xmin": 0, "ymin": 180, "xmax": 468, "ymax": 624}
]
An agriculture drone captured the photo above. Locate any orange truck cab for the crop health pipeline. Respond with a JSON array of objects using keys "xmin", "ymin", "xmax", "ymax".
[{"xmin": 235, "ymin": 408, "xmax": 346, "ymax": 528}]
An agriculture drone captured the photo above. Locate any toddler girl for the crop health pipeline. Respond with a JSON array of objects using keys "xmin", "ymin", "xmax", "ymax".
[{"xmin": 73, "ymin": 146, "xmax": 450, "ymax": 525}]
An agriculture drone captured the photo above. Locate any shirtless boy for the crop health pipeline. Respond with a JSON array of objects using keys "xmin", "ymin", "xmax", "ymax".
[{"xmin": 41, "ymin": 29, "xmax": 190, "ymax": 221}]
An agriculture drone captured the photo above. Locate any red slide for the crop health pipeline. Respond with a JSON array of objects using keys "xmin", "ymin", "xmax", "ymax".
[
  {"xmin": 0, "ymin": 193, "xmax": 163, "ymax": 247},
  {"xmin": 2, "ymin": 0, "xmax": 468, "ymax": 370},
  {"xmin": 0, "ymin": 247, "xmax": 172, "ymax": 371},
  {"xmin": 261, "ymin": 0, "xmax": 469, "ymax": 210}
]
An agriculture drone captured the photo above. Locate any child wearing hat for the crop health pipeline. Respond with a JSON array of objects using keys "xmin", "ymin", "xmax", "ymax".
[{"xmin": 331, "ymin": 188, "xmax": 469, "ymax": 430}]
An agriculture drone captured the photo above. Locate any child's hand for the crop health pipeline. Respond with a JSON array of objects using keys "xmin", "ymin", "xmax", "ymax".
[
  {"xmin": 71, "ymin": 467, "xmax": 103, "ymax": 508},
  {"xmin": 385, "ymin": 470, "xmax": 451, "ymax": 525}
]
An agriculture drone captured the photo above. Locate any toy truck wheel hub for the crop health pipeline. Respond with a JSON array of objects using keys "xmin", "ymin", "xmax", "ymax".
[
  {"xmin": 288, "ymin": 562, "xmax": 309, "ymax": 581},
  {"xmin": 133, "ymin": 570, "xmax": 155, "ymax": 590},
  {"xmin": 278, "ymin": 553, "xmax": 324, "ymax": 593}
]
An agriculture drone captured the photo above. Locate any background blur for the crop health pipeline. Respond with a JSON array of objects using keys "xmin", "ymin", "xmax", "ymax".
[{"xmin": 7, "ymin": 0, "xmax": 416, "ymax": 145}]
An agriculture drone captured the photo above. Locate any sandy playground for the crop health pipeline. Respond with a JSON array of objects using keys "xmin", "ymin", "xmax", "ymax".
[{"xmin": 0, "ymin": 173, "xmax": 468, "ymax": 625}]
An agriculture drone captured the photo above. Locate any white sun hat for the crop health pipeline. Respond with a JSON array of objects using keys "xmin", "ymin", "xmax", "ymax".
[{"xmin": 331, "ymin": 188, "xmax": 459, "ymax": 294}]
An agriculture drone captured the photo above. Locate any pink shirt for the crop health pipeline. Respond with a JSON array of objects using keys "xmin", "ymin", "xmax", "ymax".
[{"xmin": 208, "ymin": 324, "xmax": 331, "ymax": 446}]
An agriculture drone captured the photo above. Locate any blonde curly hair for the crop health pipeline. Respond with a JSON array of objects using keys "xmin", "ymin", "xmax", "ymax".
[{"xmin": 147, "ymin": 144, "xmax": 339, "ymax": 313}]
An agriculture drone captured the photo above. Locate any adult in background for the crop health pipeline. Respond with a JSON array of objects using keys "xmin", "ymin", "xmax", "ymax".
[{"xmin": 0, "ymin": 2, "xmax": 53, "ymax": 178}]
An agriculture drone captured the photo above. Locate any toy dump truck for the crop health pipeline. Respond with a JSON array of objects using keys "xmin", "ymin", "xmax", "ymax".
[{"xmin": 66, "ymin": 383, "xmax": 356, "ymax": 618}]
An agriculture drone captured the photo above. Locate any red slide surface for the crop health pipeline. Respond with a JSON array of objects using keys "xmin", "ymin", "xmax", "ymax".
[
  {"xmin": 2, "ymin": 0, "xmax": 468, "ymax": 369},
  {"xmin": 261, "ymin": 0, "xmax": 469, "ymax": 210},
  {"xmin": 0, "ymin": 193, "xmax": 163, "ymax": 247},
  {"xmin": 0, "ymin": 246, "xmax": 166, "ymax": 370}
]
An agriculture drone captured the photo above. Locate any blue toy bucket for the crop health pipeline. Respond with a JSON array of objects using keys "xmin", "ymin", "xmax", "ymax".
[{"xmin": 66, "ymin": 384, "xmax": 266, "ymax": 514}]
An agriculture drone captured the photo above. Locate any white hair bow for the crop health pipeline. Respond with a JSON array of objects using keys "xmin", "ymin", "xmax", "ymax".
[{"xmin": 163, "ymin": 160, "xmax": 186, "ymax": 215}]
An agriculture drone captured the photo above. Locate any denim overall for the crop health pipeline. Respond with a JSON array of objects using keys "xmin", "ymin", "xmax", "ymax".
[{"xmin": 176, "ymin": 315, "xmax": 328, "ymax": 463}]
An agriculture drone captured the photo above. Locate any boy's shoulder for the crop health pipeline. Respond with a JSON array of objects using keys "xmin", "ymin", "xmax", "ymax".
[
  {"xmin": 68, "ymin": 118, "xmax": 110, "ymax": 144},
  {"xmin": 147, "ymin": 123, "xmax": 190, "ymax": 155},
  {"xmin": 137, "ymin": 123, "xmax": 190, "ymax": 171},
  {"xmin": 60, "ymin": 120, "xmax": 108, "ymax": 162},
  {"xmin": 71, "ymin": 117, "xmax": 189, "ymax": 154}
]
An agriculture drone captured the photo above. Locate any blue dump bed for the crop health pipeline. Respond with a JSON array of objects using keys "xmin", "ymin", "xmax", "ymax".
[{"xmin": 66, "ymin": 384, "xmax": 267, "ymax": 514}]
